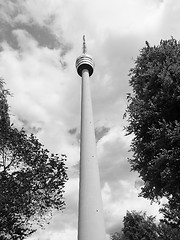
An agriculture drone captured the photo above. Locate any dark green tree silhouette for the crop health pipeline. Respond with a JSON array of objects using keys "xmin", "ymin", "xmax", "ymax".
[
  {"xmin": 125, "ymin": 38, "xmax": 180, "ymax": 225},
  {"xmin": 0, "ymin": 79, "xmax": 68, "ymax": 239}
]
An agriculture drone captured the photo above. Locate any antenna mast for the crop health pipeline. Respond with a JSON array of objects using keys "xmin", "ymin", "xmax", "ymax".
[{"xmin": 83, "ymin": 35, "xmax": 87, "ymax": 54}]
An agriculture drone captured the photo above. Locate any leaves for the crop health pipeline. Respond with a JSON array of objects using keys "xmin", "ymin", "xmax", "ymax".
[
  {"xmin": 0, "ymin": 79, "xmax": 68, "ymax": 239},
  {"xmin": 125, "ymin": 38, "xmax": 180, "ymax": 202},
  {"xmin": 123, "ymin": 211, "xmax": 158, "ymax": 240},
  {"xmin": 111, "ymin": 211, "xmax": 180, "ymax": 240}
]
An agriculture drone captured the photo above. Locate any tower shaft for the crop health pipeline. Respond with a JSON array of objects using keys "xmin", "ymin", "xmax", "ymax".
[{"xmin": 78, "ymin": 68, "xmax": 106, "ymax": 240}]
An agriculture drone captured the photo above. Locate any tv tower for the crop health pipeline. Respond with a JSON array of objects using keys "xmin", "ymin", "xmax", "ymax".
[{"xmin": 76, "ymin": 36, "xmax": 106, "ymax": 240}]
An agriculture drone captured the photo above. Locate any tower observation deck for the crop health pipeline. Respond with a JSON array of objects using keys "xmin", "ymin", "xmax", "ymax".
[{"xmin": 76, "ymin": 35, "xmax": 94, "ymax": 76}]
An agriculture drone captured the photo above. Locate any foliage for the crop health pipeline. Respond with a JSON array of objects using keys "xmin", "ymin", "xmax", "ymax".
[
  {"xmin": 159, "ymin": 194, "xmax": 180, "ymax": 227},
  {"xmin": 157, "ymin": 222, "xmax": 180, "ymax": 240},
  {"xmin": 111, "ymin": 211, "xmax": 180, "ymax": 240},
  {"xmin": 111, "ymin": 232, "xmax": 126, "ymax": 240},
  {"xmin": 0, "ymin": 79, "xmax": 68, "ymax": 239},
  {"xmin": 122, "ymin": 211, "xmax": 158, "ymax": 240},
  {"xmin": 125, "ymin": 38, "xmax": 180, "ymax": 222}
]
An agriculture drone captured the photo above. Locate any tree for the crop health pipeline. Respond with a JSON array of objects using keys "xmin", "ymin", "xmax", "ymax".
[
  {"xmin": 122, "ymin": 211, "xmax": 158, "ymax": 240},
  {"xmin": 111, "ymin": 231, "xmax": 126, "ymax": 240},
  {"xmin": 159, "ymin": 196, "xmax": 180, "ymax": 227},
  {"xmin": 157, "ymin": 222, "xmax": 180, "ymax": 240},
  {"xmin": 111, "ymin": 211, "xmax": 180, "ymax": 240},
  {"xmin": 125, "ymin": 38, "xmax": 180, "ymax": 223},
  {"xmin": 0, "ymin": 79, "xmax": 68, "ymax": 239}
]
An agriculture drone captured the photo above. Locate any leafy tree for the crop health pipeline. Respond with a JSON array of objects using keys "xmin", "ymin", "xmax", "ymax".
[
  {"xmin": 111, "ymin": 231, "xmax": 126, "ymax": 240},
  {"xmin": 0, "ymin": 79, "xmax": 68, "ymax": 239},
  {"xmin": 157, "ymin": 222, "xmax": 180, "ymax": 240},
  {"xmin": 125, "ymin": 38, "xmax": 180, "ymax": 224},
  {"xmin": 111, "ymin": 211, "xmax": 180, "ymax": 240},
  {"xmin": 159, "ymin": 196, "xmax": 180, "ymax": 227},
  {"xmin": 122, "ymin": 211, "xmax": 158, "ymax": 240}
]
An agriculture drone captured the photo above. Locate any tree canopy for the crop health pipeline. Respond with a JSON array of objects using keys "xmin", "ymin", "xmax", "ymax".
[
  {"xmin": 123, "ymin": 211, "xmax": 158, "ymax": 240},
  {"xmin": 125, "ymin": 38, "xmax": 180, "ymax": 225},
  {"xmin": 111, "ymin": 211, "xmax": 180, "ymax": 240},
  {"xmin": 0, "ymin": 79, "xmax": 68, "ymax": 239}
]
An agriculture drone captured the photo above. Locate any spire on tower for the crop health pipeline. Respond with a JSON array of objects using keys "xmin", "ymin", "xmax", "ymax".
[
  {"xmin": 76, "ymin": 36, "xmax": 94, "ymax": 77},
  {"xmin": 83, "ymin": 35, "xmax": 86, "ymax": 54}
]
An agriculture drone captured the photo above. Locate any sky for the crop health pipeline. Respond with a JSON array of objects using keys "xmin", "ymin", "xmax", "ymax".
[{"xmin": 0, "ymin": 0, "xmax": 180, "ymax": 239}]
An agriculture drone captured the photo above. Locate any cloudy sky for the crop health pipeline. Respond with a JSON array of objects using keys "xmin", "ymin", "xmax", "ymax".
[{"xmin": 0, "ymin": 0, "xmax": 180, "ymax": 239}]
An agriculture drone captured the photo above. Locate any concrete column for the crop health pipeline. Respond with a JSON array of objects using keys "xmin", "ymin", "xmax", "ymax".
[{"xmin": 78, "ymin": 68, "xmax": 106, "ymax": 240}]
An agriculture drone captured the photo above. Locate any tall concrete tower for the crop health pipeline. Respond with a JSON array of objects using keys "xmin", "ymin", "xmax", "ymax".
[{"xmin": 76, "ymin": 36, "xmax": 106, "ymax": 240}]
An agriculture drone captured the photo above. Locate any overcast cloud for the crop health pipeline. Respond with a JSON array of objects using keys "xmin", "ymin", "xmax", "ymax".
[{"xmin": 0, "ymin": 0, "xmax": 179, "ymax": 239}]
